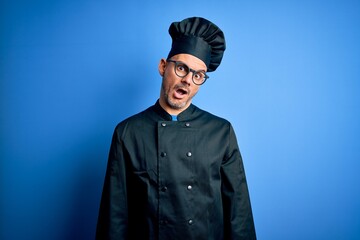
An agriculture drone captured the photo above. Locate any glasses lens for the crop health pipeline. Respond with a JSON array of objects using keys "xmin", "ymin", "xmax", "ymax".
[
  {"xmin": 175, "ymin": 62, "xmax": 189, "ymax": 77},
  {"xmin": 193, "ymin": 71, "xmax": 206, "ymax": 84}
]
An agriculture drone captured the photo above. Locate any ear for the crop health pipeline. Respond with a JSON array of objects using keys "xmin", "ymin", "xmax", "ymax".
[{"xmin": 158, "ymin": 58, "xmax": 167, "ymax": 77}]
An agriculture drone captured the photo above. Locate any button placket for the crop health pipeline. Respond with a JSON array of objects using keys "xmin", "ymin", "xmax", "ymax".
[{"xmin": 158, "ymin": 120, "xmax": 197, "ymax": 231}]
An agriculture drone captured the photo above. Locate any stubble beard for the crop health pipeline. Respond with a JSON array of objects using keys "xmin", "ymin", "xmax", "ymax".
[
  {"xmin": 164, "ymin": 91, "xmax": 186, "ymax": 110},
  {"xmin": 162, "ymin": 83, "xmax": 191, "ymax": 110}
]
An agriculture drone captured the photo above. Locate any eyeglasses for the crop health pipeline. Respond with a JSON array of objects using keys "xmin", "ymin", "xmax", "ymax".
[{"xmin": 167, "ymin": 60, "xmax": 209, "ymax": 85}]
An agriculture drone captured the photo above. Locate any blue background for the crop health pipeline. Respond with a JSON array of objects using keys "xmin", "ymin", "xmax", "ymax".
[{"xmin": 1, "ymin": 0, "xmax": 360, "ymax": 239}]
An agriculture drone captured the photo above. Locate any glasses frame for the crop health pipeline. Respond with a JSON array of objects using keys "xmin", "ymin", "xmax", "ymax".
[{"xmin": 167, "ymin": 59, "xmax": 209, "ymax": 85}]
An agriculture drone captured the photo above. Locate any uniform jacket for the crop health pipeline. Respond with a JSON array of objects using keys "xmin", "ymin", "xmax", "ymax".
[{"xmin": 96, "ymin": 101, "xmax": 256, "ymax": 240}]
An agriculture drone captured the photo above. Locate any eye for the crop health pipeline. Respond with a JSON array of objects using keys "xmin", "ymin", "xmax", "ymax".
[
  {"xmin": 194, "ymin": 71, "xmax": 205, "ymax": 80},
  {"xmin": 176, "ymin": 63, "xmax": 188, "ymax": 73}
]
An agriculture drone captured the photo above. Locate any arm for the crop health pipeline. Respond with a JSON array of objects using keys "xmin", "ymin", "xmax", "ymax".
[
  {"xmin": 96, "ymin": 125, "xmax": 129, "ymax": 240},
  {"xmin": 221, "ymin": 124, "xmax": 256, "ymax": 240}
]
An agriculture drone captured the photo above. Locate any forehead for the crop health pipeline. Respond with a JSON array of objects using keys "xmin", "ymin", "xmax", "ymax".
[{"xmin": 170, "ymin": 54, "xmax": 207, "ymax": 71}]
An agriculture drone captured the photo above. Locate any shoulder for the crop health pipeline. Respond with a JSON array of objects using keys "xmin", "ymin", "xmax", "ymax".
[
  {"xmin": 194, "ymin": 105, "xmax": 231, "ymax": 126},
  {"xmin": 113, "ymin": 106, "xmax": 154, "ymax": 136}
]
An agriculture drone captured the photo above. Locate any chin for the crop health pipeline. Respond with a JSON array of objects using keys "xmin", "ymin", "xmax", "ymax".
[{"xmin": 167, "ymin": 98, "xmax": 188, "ymax": 110}]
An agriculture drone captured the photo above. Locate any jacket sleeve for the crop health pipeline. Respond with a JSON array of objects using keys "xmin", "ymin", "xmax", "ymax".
[
  {"xmin": 221, "ymin": 123, "xmax": 256, "ymax": 240},
  {"xmin": 96, "ymin": 124, "xmax": 129, "ymax": 240}
]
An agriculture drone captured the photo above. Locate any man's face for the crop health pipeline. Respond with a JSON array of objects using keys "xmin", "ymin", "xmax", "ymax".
[{"xmin": 158, "ymin": 54, "xmax": 207, "ymax": 115}]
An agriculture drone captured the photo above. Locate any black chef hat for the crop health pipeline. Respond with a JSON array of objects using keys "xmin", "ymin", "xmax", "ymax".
[{"xmin": 167, "ymin": 17, "xmax": 226, "ymax": 72}]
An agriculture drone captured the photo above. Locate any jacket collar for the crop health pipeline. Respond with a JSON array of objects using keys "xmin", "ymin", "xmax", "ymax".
[{"xmin": 153, "ymin": 100, "xmax": 197, "ymax": 121}]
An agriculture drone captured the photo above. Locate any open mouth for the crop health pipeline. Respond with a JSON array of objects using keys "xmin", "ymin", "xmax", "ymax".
[{"xmin": 176, "ymin": 88, "xmax": 188, "ymax": 95}]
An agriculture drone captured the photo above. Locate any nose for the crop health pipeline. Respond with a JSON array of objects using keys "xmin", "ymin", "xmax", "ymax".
[{"xmin": 181, "ymin": 72, "xmax": 192, "ymax": 85}]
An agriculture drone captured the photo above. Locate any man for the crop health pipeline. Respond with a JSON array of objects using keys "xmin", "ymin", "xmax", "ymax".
[{"xmin": 96, "ymin": 17, "xmax": 256, "ymax": 239}]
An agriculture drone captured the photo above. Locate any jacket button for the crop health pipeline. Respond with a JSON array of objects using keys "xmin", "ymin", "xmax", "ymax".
[
  {"xmin": 161, "ymin": 152, "xmax": 167, "ymax": 157},
  {"xmin": 160, "ymin": 220, "xmax": 168, "ymax": 225},
  {"xmin": 188, "ymin": 219, "xmax": 193, "ymax": 225},
  {"xmin": 161, "ymin": 186, "xmax": 168, "ymax": 192},
  {"xmin": 187, "ymin": 185, "xmax": 192, "ymax": 190},
  {"xmin": 186, "ymin": 152, "xmax": 192, "ymax": 157},
  {"xmin": 161, "ymin": 123, "xmax": 166, "ymax": 127},
  {"xmin": 185, "ymin": 122, "xmax": 190, "ymax": 127}
]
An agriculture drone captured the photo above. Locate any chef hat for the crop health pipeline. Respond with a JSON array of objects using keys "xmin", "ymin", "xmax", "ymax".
[{"xmin": 167, "ymin": 17, "xmax": 226, "ymax": 72}]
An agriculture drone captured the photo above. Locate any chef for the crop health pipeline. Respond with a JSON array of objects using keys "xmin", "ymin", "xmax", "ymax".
[{"xmin": 96, "ymin": 16, "xmax": 256, "ymax": 240}]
